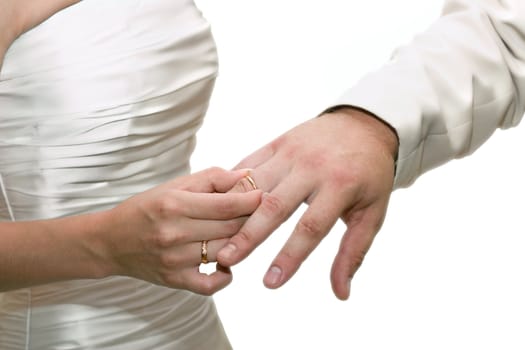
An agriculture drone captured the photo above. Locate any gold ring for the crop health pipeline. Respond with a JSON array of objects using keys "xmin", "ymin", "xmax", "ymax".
[
  {"xmin": 201, "ymin": 240, "xmax": 209, "ymax": 264},
  {"xmin": 245, "ymin": 174, "xmax": 258, "ymax": 190}
]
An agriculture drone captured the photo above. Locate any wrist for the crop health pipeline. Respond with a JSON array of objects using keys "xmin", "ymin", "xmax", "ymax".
[
  {"xmin": 322, "ymin": 106, "xmax": 399, "ymax": 162},
  {"xmin": 57, "ymin": 211, "xmax": 116, "ymax": 280}
]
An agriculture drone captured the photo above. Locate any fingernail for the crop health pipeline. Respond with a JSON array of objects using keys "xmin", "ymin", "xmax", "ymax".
[
  {"xmin": 220, "ymin": 243, "xmax": 237, "ymax": 260},
  {"xmin": 264, "ymin": 266, "xmax": 282, "ymax": 287}
]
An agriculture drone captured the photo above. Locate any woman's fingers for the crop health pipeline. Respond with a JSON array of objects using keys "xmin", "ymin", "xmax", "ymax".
[
  {"xmin": 165, "ymin": 238, "xmax": 232, "ymax": 266},
  {"xmin": 184, "ymin": 264, "xmax": 233, "ymax": 296},
  {"xmin": 182, "ymin": 216, "xmax": 250, "ymax": 242},
  {"xmin": 159, "ymin": 239, "xmax": 233, "ymax": 295},
  {"xmin": 106, "ymin": 166, "xmax": 266, "ymax": 294},
  {"xmin": 174, "ymin": 190, "xmax": 263, "ymax": 220},
  {"xmin": 180, "ymin": 167, "xmax": 254, "ymax": 193}
]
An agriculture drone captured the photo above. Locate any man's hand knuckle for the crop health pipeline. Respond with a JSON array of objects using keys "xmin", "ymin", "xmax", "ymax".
[
  {"xmin": 297, "ymin": 217, "xmax": 324, "ymax": 240},
  {"xmin": 330, "ymin": 166, "xmax": 358, "ymax": 188},
  {"xmin": 281, "ymin": 248, "xmax": 299, "ymax": 262},
  {"xmin": 235, "ymin": 229, "xmax": 253, "ymax": 245},
  {"xmin": 261, "ymin": 193, "xmax": 286, "ymax": 218}
]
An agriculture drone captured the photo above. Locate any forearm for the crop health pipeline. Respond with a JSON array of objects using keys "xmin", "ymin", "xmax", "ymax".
[{"xmin": 0, "ymin": 211, "xmax": 112, "ymax": 292}]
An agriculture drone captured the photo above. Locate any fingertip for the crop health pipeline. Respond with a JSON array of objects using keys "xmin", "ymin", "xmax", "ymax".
[
  {"xmin": 255, "ymin": 189, "xmax": 265, "ymax": 202},
  {"xmin": 216, "ymin": 263, "xmax": 232, "ymax": 276},
  {"xmin": 331, "ymin": 274, "xmax": 351, "ymax": 301},
  {"xmin": 338, "ymin": 280, "xmax": 351, "ymax": 301},
  {"xmin": 216, "ymin": 243, "xmax": 237, "ymax": 267},
  {"xmin": 207, "ymin": 264, "xmax": 234, "ymax": 293},
  {"xmin": 263, "ymin": 265, "xmax": 283, "ymax": 289},
  {"xmin": 331, "ymin": 258, "xmax": 351, "ymax": 301},
  {"xmin": 213, "ymin": 168, "xmax": 254, "ymax": 193}
]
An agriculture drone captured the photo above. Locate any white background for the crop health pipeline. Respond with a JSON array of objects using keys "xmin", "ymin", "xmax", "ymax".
[{"xmin": 192, "ymin": 1, "xmax": 525, "ymax": 349}]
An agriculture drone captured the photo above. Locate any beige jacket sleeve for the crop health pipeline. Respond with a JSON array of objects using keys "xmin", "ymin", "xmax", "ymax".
[{"xmin": 332, "ymin": 0, "xmax": 525, "ymax": 189}]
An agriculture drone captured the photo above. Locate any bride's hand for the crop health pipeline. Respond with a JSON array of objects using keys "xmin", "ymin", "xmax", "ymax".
[{"xmin": 98, "ymin": 167, "xmax": 262, "ymax": 295}]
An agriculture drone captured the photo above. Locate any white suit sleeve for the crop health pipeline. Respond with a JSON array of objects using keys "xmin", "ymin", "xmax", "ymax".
[{"xmin": 331, "ymin": 0, "xmax": 525, "ymax": 189}]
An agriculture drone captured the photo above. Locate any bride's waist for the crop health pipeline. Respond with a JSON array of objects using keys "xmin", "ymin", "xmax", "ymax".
[{"xmin": 0, "ymin": 142, "xmax": 192, "ymax": 221}]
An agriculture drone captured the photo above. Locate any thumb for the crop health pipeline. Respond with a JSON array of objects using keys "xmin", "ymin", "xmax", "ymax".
[{"xmin": 185, "ymin": 167, "xmax": 253, "ymax": 193}]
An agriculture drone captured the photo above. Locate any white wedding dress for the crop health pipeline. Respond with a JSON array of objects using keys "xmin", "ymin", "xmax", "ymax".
[{"xmin": 0, "ymin": 0, "xmax": 231, "ymax": 349}]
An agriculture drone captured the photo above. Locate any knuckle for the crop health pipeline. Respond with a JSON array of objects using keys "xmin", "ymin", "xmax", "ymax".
[
  {"xmin": 280, "ymin": 248, "xmax": 301, "ymax": 263},
  {"xmin": 155, "ymin": 194, "xmax": 183, "ymax": 219},
  {"xmin": 159, "ymin": 253, "xmax": 179, "ymax": 269},
  {"xmin": 205, "ymin": 167, "xmax": 229, "ymax": 185},
  {"xmin": 330, "ymin": 166, "xmax": 359, "ymax": 188},
  {"xmin": 153, "ymin": 231, "xmax": 173, "ymax": 249},
  {"xmin": 235, "ymin": 229, "xmax": 253, "ymax": 245},
  {"xmin": 269, "ymin": 135, "xmax": 285, "ymax": 154},
  {"xmin": 153, "ymin": 229, "xmax": 183, "ymax": 248},
  {"xmin": 159, "ymin": 252, "xmax": 182, "ymax": 271},
  {"xmin": 260, "ymin": 193, "xmax": 286, "ymax": 220},
  {"xmin": 197, "ymin": 280, "xmax": 217, "ymax": 296},
  {"xmin": 159, "ymin": 272, "xmax": 179, "ymax": 288},
  {"xmin": 299, "ymin": 150, "xmax": 327, "ymax": 170},
  {"xmin": 296, "ymin": 217, "xmax": 324, "ymax": 241},
  {"xmin": 206, "ymin": 166, "xmax": 225, "ymax": 178}
]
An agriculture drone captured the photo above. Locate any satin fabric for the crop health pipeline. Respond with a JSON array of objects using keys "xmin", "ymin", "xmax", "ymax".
[
  {"xmin": 0, "ymin": 0, "xmax": 231, "ymax": 349},
  {"xmin": 332, "ymin": 0, "xmax": 525, "ymax": 188}
]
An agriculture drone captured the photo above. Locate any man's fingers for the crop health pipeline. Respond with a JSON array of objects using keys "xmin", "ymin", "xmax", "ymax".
[
  {"xmin": 330, "ymin": 206, "xmax": 385, "ymax": 300},
  {"xmin": 262, "ymin": 191, "xmax": 348, "ymax": 289},
  {"xmin": 228, "ymin": 172, "xmax": 263, "ymax": 194},
  {"xmin": 217, "ymin": 175, "xmax": 309, "ymax": 267},
  {"xmin": 229, "ymin": 151, "xmax": 292, "ymax": 195},
  {"xmin": 233, "ymin": 143, "xmax": 275, "ymax": 171}
]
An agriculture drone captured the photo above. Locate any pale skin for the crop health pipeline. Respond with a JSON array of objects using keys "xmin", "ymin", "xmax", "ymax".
[
  {"xmin": 0, "ymin": 167, "xmax": 262, "ymax": 294},
  {"xmin": 220, "ymin": 108, "xmax": 399, "ymax": 300},
  {"xmin": 0, "ymin": 0, "xmax": 81, "ymax": 65},
  {"xmin": 1, "ymin": 1, "xmax": 400, "ymax": 301},
  {"xmin": 0, "ymin": 1, "xmax": 267, "ymax": 296}
]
